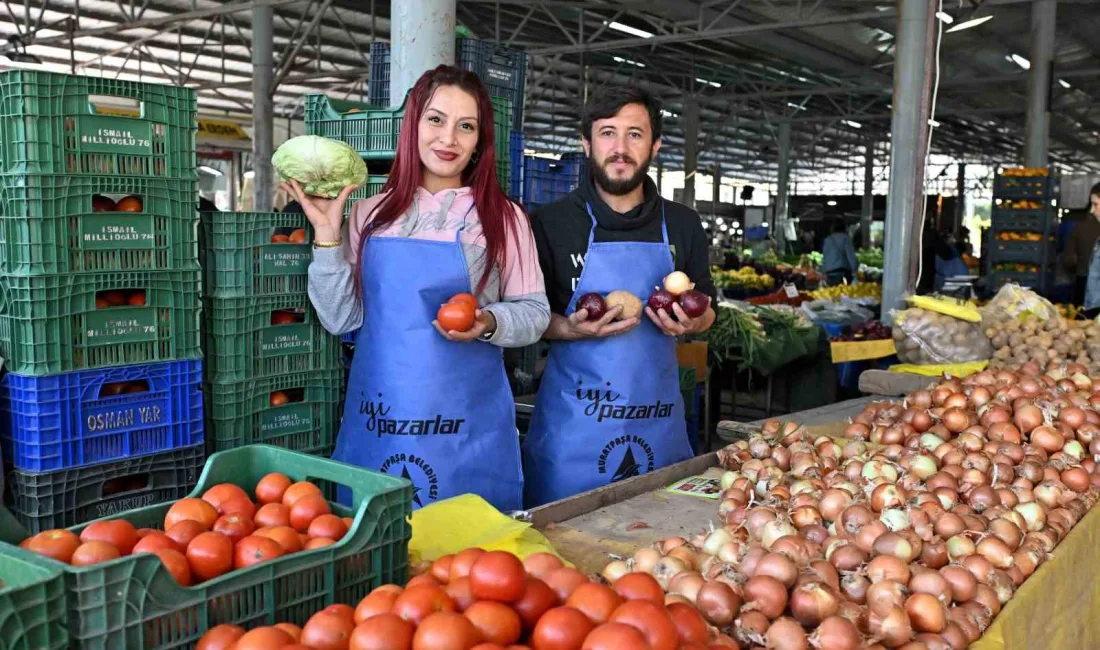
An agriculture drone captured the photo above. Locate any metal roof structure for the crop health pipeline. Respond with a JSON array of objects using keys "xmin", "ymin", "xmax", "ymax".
[{"xmin": 2, "ymin": 0, "xmax": 1099, "ymax": 183}]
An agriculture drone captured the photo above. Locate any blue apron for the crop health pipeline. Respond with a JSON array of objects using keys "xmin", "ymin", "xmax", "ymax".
[
  {"xmin": 522, "ymin": 202, "xmax": 692, "ymax": 507},
  {"xmin": 333, "ymin": 222, "xmax": 523, "ymax": 512}
]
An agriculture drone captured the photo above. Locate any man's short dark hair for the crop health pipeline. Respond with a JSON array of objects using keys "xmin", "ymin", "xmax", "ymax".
[
  {"xmin": 581, "ymin": 87, "xmax": 663, "ymax": 143},
  {"xmin": 1090, "ymin": 182, "xmax": 1100, "ymax": 199}
]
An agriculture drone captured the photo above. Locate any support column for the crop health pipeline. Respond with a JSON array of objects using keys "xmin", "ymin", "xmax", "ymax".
[
  {"xmin": 656, "ymin": 159, "xmax": 664, "ymax": 195},
  {"xmin": 681, "ymin": 98, "xmax": 700, "ymax": 207},
  {"xmin": 862, "ymin": 140, "xmax": 874, "ymax": 248},
  {"xmin": 883, "ymin": 0, "xmax": 937, "ymax": 317},
  {"xmin": 775, "ymin": 121, "xmax": 792, "ymax": 253},
  {"xmin": 954, "ymin": 162, "xmax": 967, "ymax": 232},
  {"xmin": 1025, "ymin": 0, "xmax": 1056, "ymax": 167},
  {"xmin": 251, "ymin": 5, "xmax": 274, "ymax": 212},
  {"xmin": 391, "ymin": 0, "xmax": 456, "ymax": 107},
  {"xmin": 712, "ymin": 165, "xmax": 721, "ymax": 216}
]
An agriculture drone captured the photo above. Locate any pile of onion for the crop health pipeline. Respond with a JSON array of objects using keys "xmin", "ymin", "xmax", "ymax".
[{"xmin": 609, "ymin": 364, "xmax": 1100, "ymax": 649}]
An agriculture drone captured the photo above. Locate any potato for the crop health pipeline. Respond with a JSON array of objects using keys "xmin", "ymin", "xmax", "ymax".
[{"xmin": 604, "ymin": 290, "xmax": 642, "ymax": 321}]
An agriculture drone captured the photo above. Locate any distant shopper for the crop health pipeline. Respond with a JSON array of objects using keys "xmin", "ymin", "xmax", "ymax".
[
  {"xmin": 1082, "ymin": 184, "xmax": 1100, "ymax": 315},
  {"xmin": 821, "ymin": 218, "xmax": 857, "ymax": 285},
  {"xmin": 934, "ymin": 231, "xmax": 969, "ymax": 291},
  {"xmin": 1065, "ymin": 182, "xmax": 1100, "ymax": 306}
]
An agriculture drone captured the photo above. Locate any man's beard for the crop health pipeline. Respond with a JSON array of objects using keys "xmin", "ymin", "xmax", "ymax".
[{"xmin": 590, "ymin": 151, "xmax": 653, "ymax": 196}]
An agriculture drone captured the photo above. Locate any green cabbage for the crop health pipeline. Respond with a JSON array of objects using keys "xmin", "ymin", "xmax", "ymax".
[{"xmin": 271, "ymin": 135, "xmax": 367, "ymax": 198}]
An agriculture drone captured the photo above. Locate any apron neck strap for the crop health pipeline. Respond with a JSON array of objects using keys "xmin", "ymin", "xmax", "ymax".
[
  {"xmin": 584, "ymin": 199, "xmax": 669, "ymax": 246},
  {"xmin": 455, "ymin": 202, "xmax": 477, "ymax": 245}
]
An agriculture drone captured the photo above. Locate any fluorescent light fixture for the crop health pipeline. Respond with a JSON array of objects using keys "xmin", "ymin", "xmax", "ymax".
[
  {"xmin": 1008, "ymin": 54, "xmax": 1030, "ymax": 70},
  {"xmin": 701, "ymin": 221, "xmax": 709, "ymax": 229},
  {"xmin": 660, "ymin": 109, "xmax": 678, "ymax": 118},
  {"xmin": 1059, "ymin": 79, "xmax": 1072, "ymax": 89},
  {"xmin": 198, "ymin": 165, "xmax": 223, "ymax": 177},
  {"xmin": 935, "ymin": 11, "xmax": 955, "ymax": 24},
  {"xmin": 827, "ymin": 200, "xmax": 838, "ymax": 206},
  {"xmin": 604, "ymin": 21, "xmax": 653, "ymax": 39},
  {"xmin": 929, "ymin": 119, "xmax": 941, "ymax": 127},
  {"xmin": 720, "ymin": 224, "xmax": 729, "ymax": 232},
  {"xmin": 613, "ymin": 56, "xmax": 646, "ymax": 68},
  {"xmin": 787, "ymin": 102, "xmax": 806, "ymax": 111},
  {"xmin": 716, "ymin": 217, "xmax": 725, "ymax": 225},
  {"xmin": 732, "ymin": 221, "xmax": 740, "ymax": 228},
  {"xmin": 762, "ymin": 223, "xmax": 769, "ymax": 228},
  {"xmin": 946, "ymin": 14, "xmax": 992, "ymax": 33},
  {"xmin": 243, "ymin": 170, "xmax": 255, "ymax": 179},
  {"xmin": 842, "ymin": 120, "xmax": 863, "ymax": 129},
  {"xmin": 695, "ymin": 77, "xmax": 722, "ymax": 88}
]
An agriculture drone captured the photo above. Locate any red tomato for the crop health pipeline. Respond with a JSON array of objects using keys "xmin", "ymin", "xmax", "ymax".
[
  {"xmin": 100, "ymin": 291, "xmax": 127, "ymax": 307},
  {"xmin": 308, "ymin": 514, "xmax": 349, "ymax": 541},
  {"xmin": 234, "ymin": 627, "xmax": 295, "ymax": 650},
  {"xmin": 24, "ymin": 529, "xmax": 81, "ymax": 563},
  {"xmin": 270, "ymin": 391, "xmax": 290, "ymax": 406},
  {"xmin": 234, "ymin": 535, "xmax": 285, "ymax": 569},
  {"xmin": 444, "ymin": 576, "xmax": 477, "ymax": 612},
  {"xmin": 126, "ymin": 291, "xmax": 146, "ymax": 306},
  {"xmin": 431, "ymin": 554, "xmax": 455, "ymax": 583},
  {"xmin": 217, "ymin": 496, "xmax": 257, "ymax": 521},
  {"xmin": 80, "ymin": 520, "xmax": 139, "ymax": 555},
  {"xmin": 255, "ymin": 526, "xmax": 302, "ymax": 554},
  {"xmin": 412, "ymin": 611, "xmax": 483, "ymax": 650},
  {"xmin": 289, "ymin": 229, "xmax": 307, "ymax": 244},
  {"xmin": 196, "ymin": 623, "xmax": 246, "ymax": 650},
  {"xmin": 256, "ymin": 473, "xmax": 293, "ymax": 504},
  {"xmin": 271, "ymin": 311, "xmax": 298, "ymax": 325},
  {"xmin": 530, "ymin": 607, "xmax": 594, "ymax": 650},
  {"xmin": 544, "ymin": 568, "xmax": 589, "ymax": 602},
  {"xmin": 185, "ymin": 532, "xmax": 234, "ymax": 582},
  {"xmin": 165, "ymin": 520, "xmax": 208, "ymax": 549},
  {"xmin": 306, "ymin": 537, "xmax": 336, "ymax": 549},
  {"xmin": 271, "ymin": 234, "xmax": 290, "ymax": 244},
  {"xmin": 612, "ymin": 573, "xmax": 665, "ymax": 604},
  {"xmin": 274, "ymin": 623, "xmax": 302, "ymax": 641},
  {"xmin": 71, "ymin": 541, "xmax": 121, "ymax": 566},
  {"xmin": 407, "ymin": 574, "xmax": 441, "ymax": 589},
  {"xmin": 115, "ymin": 196, "xmax": 143, "ymax": 212},
  {"xmin": 300, "ymin": 610, "xmax": 356, "ymax": 650},
  {"xmin": 255, "ymin": 503, "xmax": 292, "ymax": 528},
  {"xmin": 132, "ymin": 531, "xmax": 181, "ymax": 555},
  {"xmin": 153, "ymin": 548, "xmax": 192, "ymax": 586},
  {"xmin": 470, "ymin": 551, "xmax": 527, "ymax": 603},
  {"xmin": 513, "ymin": 577, "xmax": 559, "ymax": 632},
  {"xmin": 447, "ymin": 293, "xmax": 479, "ymax": 311},
  {"xmin": 609, "ymin": 600, "xmax": 678, "ymax": 650},
  {"xmin": 283, "ymin": 481, "xmax": 323, "ymax": 507},
  {"xmin": 202, "ymin": 483, "xmax": 251, "ymax": 511},
  {"xmin": 464, "ymin": 601, "xmax": 522, "ymax": 646},
  {"xmin": 565, "ymin": 583, "xmax": 622, "ymax": 625},
  {"xmin": 450, "ymin": 548, "xmax": 486, "ymax": 582},
  {"xmin": 581, "ymin": 623, "xmax": 649, "ymax": 650},
  {"xmin": 666, "ymin": 602, "xmax": 709, "ymax": 646},
  {"xmin": 392, "ymin": 585, "xmax": 457, "ymax": 625},
  {"xmin": 213, "ymin": 513, "xmax": 255, "ymax": 544},
  {"xmin": 349, "ymin": 613, "xmax": 414, "ymax": 650},
  {"xmin": 324, "ymin": 604, "xmax": 356, "ymax": 621},
  {"xmin": 164, "ymin": 498, "xmax": 219, "ymax": 531},
  {"xmin": 354, "ymin": 586, "xmax": 403, "ymax": 624},
  {"xmin": 289, "ymin": 494, "xmax": 331, "ymax": 532},
  {"xmin": 437, "ymin": 301, "xmax": 476, "ymax": 333},
  {"xmin": 522, "ymin": 553, "xmax": 564, "ymax": 580}
]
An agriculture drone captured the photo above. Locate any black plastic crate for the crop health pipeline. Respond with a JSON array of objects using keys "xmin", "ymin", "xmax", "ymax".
[
  {"xmin": 988, "ymin": 270, "xmax": 1051, "ymax": 294},
  {"xmin": 368, "ymin": 41, "xmax": 391, "ymax": 106},
  {"xmin": 4, "ymin": 444, "xmax": 204, "ymax": 533},
  {"xmin": 990, "ymin": 207, "xmax": 1055, "ymax": 233},
  {"xmin": 457, "ymin": 39, "xmax": 527, "ymax": 131},
  {"xmin": 986, "ymin": 240, "xmax": 1054, "ymax": 265},
  {"xmin": 993, "ymin": 173, "xmax": 1056, "ymax": 200}
]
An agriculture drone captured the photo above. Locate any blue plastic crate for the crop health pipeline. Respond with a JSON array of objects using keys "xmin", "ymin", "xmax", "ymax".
[
  {"xmin": 0, "ymin": 359, "xmax": 203, "ymax": 472},
  {"xmin": 342, "ymin": 328, "xmax": 359, "ymax": 345},
  {"xmin": 509, "ymin": 131, "xmax": 524, "ymax": 200},
  {"xmin": 523, "ymin": 156, "xmax": 583, "ymax": 206},
  {"xmin": 990, "ymin": 207, "xmax": 1055, "ymax": 233},
  {"xmin": 993, "ymin": 173, "xmax": 1056, "ymax": 200},
  {"xmin": 368, "ymin": 41, "xmax": 391, "ymax": 106}
]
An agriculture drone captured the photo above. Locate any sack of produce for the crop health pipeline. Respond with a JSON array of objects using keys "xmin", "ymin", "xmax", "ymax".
[
  {"xmin": 980, "ymin": 283, "xmax": 1059, "ymax": 327},
  {"xmin": 892, "ymin": 296, "xmax": 991, "ymax": 364}
]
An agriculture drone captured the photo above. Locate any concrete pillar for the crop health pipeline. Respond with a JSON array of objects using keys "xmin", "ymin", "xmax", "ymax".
[
  {"xmin": 954, "ymin": 162, "xmax": 967, "ymax": 232},
  {"xmin": 712, "ymin": 165, "xmax": 721, "ymax": 216},
  {"xmin": 883, "ymin": 0, "xmax": 937, "ymax": 317},
  {"xmin": 391, "ymin": 0, "xmax": 456, "ymax": 107},
  {"xmin": 1025, "ymin": 0, "xmax": 1056, "ymax": 167},
  {"xmin": 251, "ymin": 5, "xmax": 274, "ymax": 212},
  {"xmin": 681, "ymin": 98, "xmax": 700, "ymax": 207},
  {"xmin": 775, "ymin": 121, "xmax": 792, "ymax": 253},
  {"xmin": 862, "ymin": 140, "xmax": 874, "ymax": 248}
]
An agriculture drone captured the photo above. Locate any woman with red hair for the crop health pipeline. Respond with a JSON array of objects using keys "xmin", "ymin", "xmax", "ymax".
[{"xmin": 286, "ymin": 66, "xmax": 549, "ymax": 511}]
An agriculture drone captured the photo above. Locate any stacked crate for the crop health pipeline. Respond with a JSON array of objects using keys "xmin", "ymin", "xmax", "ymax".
[
  {"xmin": 199, "ymin": 211, "xmax": 345, "ymax": 457},
  {"xmin": 0, "ymin": 70, "xmax": 204, "ymax": 532},
  {"xmin": 987, "ymin": 168, "xmax": 1059, "ymax": 295},
  {"xmin": 522, "ymin": 152, "xmax": 587, "ymax": 207}
]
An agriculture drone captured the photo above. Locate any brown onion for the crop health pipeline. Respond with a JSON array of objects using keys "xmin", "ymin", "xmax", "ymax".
[
  {"xmin": 697, "ymin": 580, "xmax": 742, "ymax": 626},
  {"xmin": 765, "ymin": 616, "xmax": 808, "ymax": 650},
  {"xmin": 905, "ymin": 593, "xmax": 947, "ymax": 633},
  {"xmin": 866, "ymin": 580, "xmax": 907, "ymax": 615},
  {"xmin": 754, "ymin": 552, "xmax": 798, "ymax": 587},
  {"xmin": 940, "ymin": 565, "xmax": 977, "ymax": 603},
  {"xmin": 743, "ymin": 575, "xmax": 788, "ymax": 619},
  {"xmin": 789, "ymin": 582, "xmax": 839, "ymax": 627},
  {"xmin": 809, "ymin": 616, "xmax": 861, "ymax": 650}
]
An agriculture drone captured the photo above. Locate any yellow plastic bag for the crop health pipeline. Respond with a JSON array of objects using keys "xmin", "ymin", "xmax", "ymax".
[
  {"xmin": 888, "ymin": 360, "xmax": 988, "ymax": 377},
  {"xmin": 408, "ymin": 494, "xmax": 565, "ymax": 563},
  {"xmin": 908, "ymin": 295, "xmax": 982, "ymax": 322}
]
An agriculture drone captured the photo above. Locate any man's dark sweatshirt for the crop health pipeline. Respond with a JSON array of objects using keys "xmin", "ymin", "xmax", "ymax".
[{"xmin": 530, "ymin": 172, "xmax": 718, "ymax": 315}]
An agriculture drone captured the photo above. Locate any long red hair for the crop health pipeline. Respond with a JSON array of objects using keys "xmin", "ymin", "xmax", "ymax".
[{"xmin": 355, "ymin": 65, "xmax": 524, "ymax": 295}]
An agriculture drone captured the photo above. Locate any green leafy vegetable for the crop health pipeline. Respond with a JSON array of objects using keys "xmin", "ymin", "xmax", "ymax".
[{"xmin": 271, "ymin": 135, "xmax": 367, "ymax": 198}]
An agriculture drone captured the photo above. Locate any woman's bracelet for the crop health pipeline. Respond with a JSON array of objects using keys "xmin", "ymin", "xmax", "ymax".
[{"xmin": 313, "ymin": 239, "xmax": 343, "ymax": 249}]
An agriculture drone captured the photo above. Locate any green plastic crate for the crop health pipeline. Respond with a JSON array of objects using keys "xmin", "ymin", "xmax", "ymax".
[
  {"xmin": 0, "ymin": 545, "xmax": 70, "ymax": 650},
  {"xmin": 202, "ymin": 294, "xmax": 342, "ymax": 383},
  {"xmin": 0, "ymin": 70, "xmax": 197, "ymax": 178},
  {"xmin": 199, "ymin": 211, "xmax": 312, "ymax": 298},
  {"xmin": 5, "ymin": 444, "xmax": 204, "ymax": 533},
  {"xmin": 305, "ymin": 93, "xmax": 512, "ymax": 163},
  {"xmin": 205, "ymin": 368, "xmax": 345, "ymax": 454},
  {"xmin": 0, "ymin": 174, "xmax": 198, "ymax": 276},
  {"xmin": 345, "ymin": 175, "xmax": 390, "ymax": 215},
  {"xmin": 0, "ymin": 271, "xmax": 201, "ymax": 376},
  {"xmin": 5, "ymin": 445, "xmax": 411, "ymax": 650}
]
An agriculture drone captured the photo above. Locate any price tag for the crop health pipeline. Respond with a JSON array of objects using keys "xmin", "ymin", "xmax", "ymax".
[{"xmin": 783, "ymin": 283, "xmax": 799, "ymax": 299}]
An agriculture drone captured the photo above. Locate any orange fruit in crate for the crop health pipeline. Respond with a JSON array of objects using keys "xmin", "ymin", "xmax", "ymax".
[
  {"xmin": 115, "ymin": 196, "xmax": 144, "ymax": 212},
  {"xmin": 270, "ymin": 391, "xmax": 290, "ymax": 407},
  {"xmin": 272, "ymin": 234, "xmax": 290, "ymax": 243},
  {"xmin": 289, "ymin": 228, "xmax": 307, "ymax": 243}
]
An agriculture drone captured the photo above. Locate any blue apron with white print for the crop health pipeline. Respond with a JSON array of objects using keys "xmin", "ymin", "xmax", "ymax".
[
  {"xmin": 522, "ymin": 201, "xmax": 692, "ymax": 507},
  {"xmin": 332, "ymin": 219, "xmax": 523, "ymax": 512}
]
